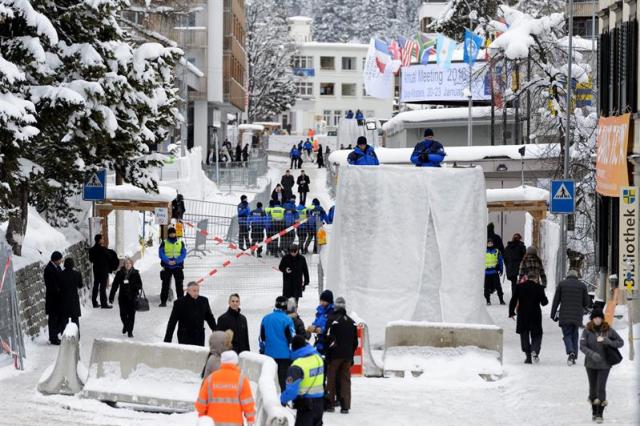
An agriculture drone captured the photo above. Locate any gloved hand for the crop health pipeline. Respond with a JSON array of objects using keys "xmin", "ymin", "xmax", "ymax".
[{"xmin": 418, "ymin": 152, "xmax": 430, "ymax": 163}]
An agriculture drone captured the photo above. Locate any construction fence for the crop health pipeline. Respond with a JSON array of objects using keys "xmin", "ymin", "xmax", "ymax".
[{"xmin": 202, "ymin": 149, "xmax": 269, "ymax": 188}]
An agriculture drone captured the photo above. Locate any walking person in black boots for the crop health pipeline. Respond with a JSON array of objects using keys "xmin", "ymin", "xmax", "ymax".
[
  {"xmin": 216, "ymin": 293, "xmax": 250, "ymax": 353},
  {"xmin": 551, "ymin": 270, "xmax": 590, "ymax": 366},
  {"xmin": 484, "ymin": 239, "xmax": 505, "ymax": 305},
  {"xmin": 109, "ymin": 257, "xmax": 143, "ymax": 338},
  {"xmin": 503, "ymin": 233, "xmax": 526, "ymax": 295},
  {"xmin": 60, "ymin": 258, "xmax": 83, "ymax": 335},
  {"xmin": 44, "ymin": 251, "xmax": 63, "ymax": 345},
  {"xmin": 509, "ymin": 277, "xmax": 548, "ymax": 364},
  {"xmin": 580, "ymin": 308, "xmax": 624, "ymax": 423},
  {"xmin": 296, "ymin": 170, "xmax": 311, "ymax": 205},
  {"xmin": 88, "ymin": 234, "xmax": 113, "ymax": 309}
]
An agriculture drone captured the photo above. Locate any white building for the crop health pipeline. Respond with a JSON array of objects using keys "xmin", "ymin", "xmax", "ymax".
[
  {"xmin": 284, "ymin": 17, "xmax": 393, "ymax": 136},
  {"xmin": 419, "ymin": 0, "xmax": 447, "ymax": 32}
]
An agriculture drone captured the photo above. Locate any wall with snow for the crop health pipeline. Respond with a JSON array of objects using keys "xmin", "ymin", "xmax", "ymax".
[{"xmin": 325, "ymin": 166, "xmax": 493, "ymax": 345}]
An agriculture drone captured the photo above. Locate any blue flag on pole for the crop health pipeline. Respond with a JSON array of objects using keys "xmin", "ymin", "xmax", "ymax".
[{"xmin": 463, "ymin": 29, "xmax": 484, "ymax": 65}]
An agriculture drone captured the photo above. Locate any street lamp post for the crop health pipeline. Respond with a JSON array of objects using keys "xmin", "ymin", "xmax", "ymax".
[{"xmin": 467, "ymin": 13, "xmax": 474, "ymax": 147}]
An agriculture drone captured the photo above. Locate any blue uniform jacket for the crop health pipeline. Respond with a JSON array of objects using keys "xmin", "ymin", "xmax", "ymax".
[
  {"xmin": 355, "ymin": 111, "xmax": 364, "ymax": 121},
  {"xmin": 250, "ymin": 208, "xmax": 267, "ymax": 231},
  {"xmin": 260, "ymin": 309, "xmax": 295, "ymax": 359},
  {"xmin": 303, "ymin": 141, "xmax": 313, "ymax": 152},
  {"xmin": 290, "ymin": 148, "xmax": 301, "ymax": 159},
  {"xmin": 312, "ymin": 304, "xmax": 334, "ymax": 353},
  {"xmin": 347, "ymin": 145, "xmax": 379, "ymax": 166},
  {"xmin": 485, "ymin": 248, "xmax": 504, "ymax": 276},
  {"xmin": 326, "ymin": 206, "xmax": 335, "ymax": 224},
  {"xmin": 280, "ymin": 344, "xmax": 324, "ymax": 404},
  {"xmin": 410, "ymin": 139, "xmax": 446, "ymax": 167},
  {"xmin": 306, "ymin": 205, "xmax": 326, "ymax": 231},
  {"xmin": 158, "ymin": 237, "xmax": 187, "ymax": 269},
  {"xmin": 238, "ymin": 201, "xmax": 250, "ymax": 226}
]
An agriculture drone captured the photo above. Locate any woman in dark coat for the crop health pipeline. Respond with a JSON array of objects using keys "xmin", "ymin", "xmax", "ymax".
[
  {"xmin": 60, "ymin": 258, "xmax": 83, "ymax": 334},
  {"xmin": 109, "ymin": 257, "xmax": 143, "ymax": 338},
  {"xmin": 580, "ymin": 308, "xmax": 624, "ymax": 422},
  {"xmin": 278, "ymin": 244, "xmax": 309, "ymax": 303},
  {"xmin": 271, "ymin": 184, "xmax": 284, "ymax": 205},
  {"xmin": 241, "ymin": 144, "xmax": 249, "ymax": 165},
  {"xmin": 235, "ymin": 143, "xmax": 242, "ymax": 162},
  {"xmin": 317, "ymin": 144, "xmax": 324, "ymax": 168},
  {"xmin": 509, "ymin": 279, "xmax": 548, "ymax": 364},
  {"xmin": 503, "ymin": 233, "xmax": 526, "ymax": 293}
]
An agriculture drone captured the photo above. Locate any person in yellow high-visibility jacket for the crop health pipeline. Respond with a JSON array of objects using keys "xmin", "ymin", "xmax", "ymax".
[{"xmin": 484, "ymin": 239, "xmax": 505, "ymax": 306}]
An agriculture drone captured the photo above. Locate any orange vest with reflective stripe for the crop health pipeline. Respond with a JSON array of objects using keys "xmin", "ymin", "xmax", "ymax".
[{"xmin": 195, "ymin": 364, "xmax": 256, "ymax": 425}]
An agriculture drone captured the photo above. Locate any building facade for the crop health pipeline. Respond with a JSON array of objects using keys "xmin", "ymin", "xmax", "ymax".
[
  {"xmin": 124, "ymin": 0, "xmax": 247, "ymax": 161},
  {"xmin": 284, "ymin": 17, "xmax": 393, "ymax": 136},
  {"xmin": 596, "ymin": 0, "xmax": 640, "ymax": 302}
]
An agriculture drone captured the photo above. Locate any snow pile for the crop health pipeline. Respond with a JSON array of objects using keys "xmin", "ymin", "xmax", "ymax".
[
  {"xmin": 107, "ymin": 183, "xmax": 176, "ymax": 202},
  {"xmin": 382, "ymin": 107, "xmax": 499, "ymax": 135},
  {"xmin": 325, "ymin": 165, "xmax": 492, "ymax": 345},
  {"xmin": 238, "ymin": 123, "xmax": 265, "ymax": 132},
  {"xmin": 384, "ymin": 346, "xmax": 502, "ymax": 380},
  {"xmin": 0, "ymin": 206, "xmax": 83, "ymax": 269},
  {"xmin": 486, "ymin": 186, "xmax": 550, "ymax": 203}
]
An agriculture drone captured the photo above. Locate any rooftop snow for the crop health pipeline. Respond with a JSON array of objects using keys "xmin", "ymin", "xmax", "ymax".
[
  {"xmin": 301, "ymin": 41, "xmax": 369, "ymax": 49},
  {"xmin": 106, "ymin": 184, "xmax": 176, "ymax": 202},
  {"xmin": 382, "ymin": 107, "xmax": 513, "ymax": 135},
  {"xmin": 238, "ymin": 124, "xmax": 265, "ymax": 131},
  {"xmin": 486, "ymin": 185, "xmax": 550, "ymax": 203}
]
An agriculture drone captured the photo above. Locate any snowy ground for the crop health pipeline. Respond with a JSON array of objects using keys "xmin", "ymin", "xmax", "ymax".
[{"xmin": 1, "ymin": 161, "xmax": 638, "ymax": 425}]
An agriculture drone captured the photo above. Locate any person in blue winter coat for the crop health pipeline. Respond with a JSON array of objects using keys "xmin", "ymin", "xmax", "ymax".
[
  {"xmin": 484, "ymin": 239, "xmax": 505, "ymax": 305},
  {"xmin": 303, "ymin": 139, "xmax": 313, "ymax": 162},
  {"xmin": 411, "ymin": 128, "xmax": 446, "ymax": 167},
  {"xmin": 237, "ymin": 195, "xmax": 251, "ymax": 250},
  {"xmin": 345, "ymin": 110, "xmax": 354, "ymax": 119},
  {"xmin": 308, "ymin": 290, "xmax": 335, "ymax": 355},
  {"xmin": 355, "ymin": 109, "xmax": 364, "ymax": 126},
  {"xmin": 159, "ymin": 226, "xmax": 187, "ymax": 306},
  {"xmin": 290, "ymin": 145, "xmax": 301, "ymax": 169},
  {"xmin": 304, "ymin": 199, "xmax": 326, "ymax": 254},
  {"xmin": 260, "ymin": 296, "xmax": 295, "ymax": 390},
  {"xmin": 347, "ymin": 136, "xmax": 379, "ymax": 166},
  {"xmin": 249, "ymin": 202, "xmax": 267, "ymax": 257},
  {"xmin": 326, "ymin": 205, "xmax": 335, "ymax": 224}
]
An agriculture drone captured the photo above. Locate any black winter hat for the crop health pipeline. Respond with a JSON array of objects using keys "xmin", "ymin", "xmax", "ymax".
[
  {"xmin": 275, "ymin": 296, "xmax": 288, "ymax": 310},
  {"xmin": 292, "ymin": 334, "xmax": 307, "ymax": 351},
  {"xmin": 241, "ymin": 195, "xmax": 247, "ymax": 201},
  {"xmin": 320, "ymin": 290, "xmax": 334, "ymax": 304},
  {"xmin": 590, "ymin": 307, "xmax": 605, "ymax": 320},
  {"xmin": 167, "ymin": 227, "xmax": 176, "ymax": 235},
  {"xmin": 424, "ymin": 128, "xmax": 434, "ymax": 137},
  {"xmin": 357, "ymin": 136, "xmax": 367, "ymax": 146}
]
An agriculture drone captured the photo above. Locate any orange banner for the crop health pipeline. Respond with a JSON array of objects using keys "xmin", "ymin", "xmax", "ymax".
[{"xmin": 596, "ymin": 114, "xmax": 631, "ymax": 196}]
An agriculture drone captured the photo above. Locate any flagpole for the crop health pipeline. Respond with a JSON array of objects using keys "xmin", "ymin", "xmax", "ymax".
[{"xmin": 467, "ymin": 16, "xmax": 473, "ymax": 147}]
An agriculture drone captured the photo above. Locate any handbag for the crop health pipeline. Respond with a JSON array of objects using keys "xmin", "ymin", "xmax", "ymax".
[
  {"xmin": 604, "ymin": 344, "xmax": 623, "ymax": 366},
  {"xmin": 136, "ymin": 288, "xmax": 150, "ymax": 312}
]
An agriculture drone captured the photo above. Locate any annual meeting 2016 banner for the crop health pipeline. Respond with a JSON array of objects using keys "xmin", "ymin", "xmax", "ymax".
[{"xmin": 400, "ymin": 63, "xmax": 492, "ymax": 103}]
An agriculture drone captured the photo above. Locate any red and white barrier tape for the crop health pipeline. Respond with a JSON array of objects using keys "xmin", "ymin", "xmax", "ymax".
[
  {"xmin": 0, "ymin": 255, "xmax": 12, "ymax": 294},
  {"xmin": 186, "ymin": 218, "xmax": 309, "ymax": 285}
]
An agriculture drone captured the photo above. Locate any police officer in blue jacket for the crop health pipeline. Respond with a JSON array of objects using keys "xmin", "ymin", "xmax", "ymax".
[
  {"xmin": 308, "ymin": 290, "xmax": 335, "ymax": 355},
  {"xmin": 305, "ymin": 199, "xmax": 326, "ymax": 254},
  {"xmin": 260, "ymin": 296, "xmax": 296, "ymax": 390},
  {"xmin": 411, "ymin": 128, "xmax": 446, "ymax": 167},
  {"xmin": 347, "ymin": 136, "xmax": 379, "ymax": 166},
  {"xmin": 283, "ymin": 196, "xmax": 299, "ymax": 253},
  {"xmin": 250, "ymin": 202, "xmax": 266, "ymax": 257},
  {"xmin": 237, "ymin": 195, "xmax": 251, "ymax": 250},
  {"xmin": 159, "ymin": 227, "xmax": 187, "ymax": 307}
]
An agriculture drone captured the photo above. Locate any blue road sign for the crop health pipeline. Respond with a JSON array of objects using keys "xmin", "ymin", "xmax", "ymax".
[
  {"xmin": 550, "ymin": 179, "xmax": 575, "ymax": 214},
  {"xmin": 83, "ymin": 169, "xmax": 107, "ymax": 201}
]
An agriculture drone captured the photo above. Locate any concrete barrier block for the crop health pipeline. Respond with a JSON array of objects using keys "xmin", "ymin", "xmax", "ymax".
[
  {"xmin": 38, "ymin": 322, "xmax": 85, "ymax": 395},
  {"xmin": 239, "ymin": 352, "xmax": 294, "ymax": 426},
  {"xmin": 384, "ymin": 321, "xmax": 504, "ymax": 360},
  {"xmin": 81, "ymin": 339, "xmax": 209, "ymax": 412}
]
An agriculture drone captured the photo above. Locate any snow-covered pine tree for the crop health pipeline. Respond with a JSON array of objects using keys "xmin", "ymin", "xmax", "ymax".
[
  {"xmin": 515, "ymin": 0, "xmax": 565, "ymax": 18},
  {"xmin": 430, "ymin": 0, "xmax": 499, "ymax": 40},
  {"xmin": 246, "ymin": 0, "xmax": 298, "ymax": 122},
  {"xmin": 354, "ymin": 0, "xmax": 389, "ymax": 42},
  {"xmin": 312, "ymin": 0, "xmax": 357, "ymax": 42}
]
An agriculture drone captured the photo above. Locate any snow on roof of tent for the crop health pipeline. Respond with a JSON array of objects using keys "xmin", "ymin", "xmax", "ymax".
[
  {"xmin": 238, "ymin": 124, "xmax": 265, "ymax": 131},
  {"xmin": 106, "ymin": 184, "xmax": 176, "ymax": 202},
  {"xmin": 327, "ymin": 144, "xmax": 559, "ymax": 165},
  {"xmin": 382, "ymin": 107, "xmax": 514, "ymax": 135},
  {"xmin": 287, "ymin": 16, "xmax": 313, "ymax": 23},
  {"xmin": 486, "ymin": 185, "xmax": 550, "ymax": 203}
]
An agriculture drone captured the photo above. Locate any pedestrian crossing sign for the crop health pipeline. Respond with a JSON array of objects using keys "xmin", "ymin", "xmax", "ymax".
[
  {"xmin": 83, "ymin": 169, "xmax": 107, "ymax": 201},
  {"xmin": 550, "ymin": 180, "xmax": 575, "ymax": 214}
]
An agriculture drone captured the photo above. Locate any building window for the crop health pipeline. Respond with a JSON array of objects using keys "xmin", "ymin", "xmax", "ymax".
[
  {"xmin": 342, "ymin": 57, "xmax": 356, "ymax": 70},
  {"xmin": 323, "ymin": 109, "xmax": 331, "ymax": 124},
  {"xmin": 342, "ymin": 83, "xmax": 356, "ymax": 97},
  {"xmin": 333, "ymin": 110, "xmax": 342, "ymax": 126},
  {"xmin": 573, "ymin": 17, "xmax": 598, "ymax": 38},
  {"xmin": 296, "ymin": 81, "xmax": 313, "ymax": 97},
  {"xmin": 320, "ymin": 56, "xmax": 335, "ymax": 70},
  {"xmin": 292, "ymin": 55, "xmax": 313, "ymax": 69},
  {"xmin": 320, "ymin": 83, "xmax": 335, "ymax": 96}
]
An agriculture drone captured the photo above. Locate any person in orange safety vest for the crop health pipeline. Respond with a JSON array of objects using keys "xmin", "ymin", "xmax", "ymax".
[{"xmin": 195, "ymin": 350, "xmax": 256, "ymax": 426}]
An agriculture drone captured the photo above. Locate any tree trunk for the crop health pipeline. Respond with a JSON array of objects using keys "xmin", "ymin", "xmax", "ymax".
[{"xmin": 6, "ymin": 181, "xmax": 29, "ymax": 256}]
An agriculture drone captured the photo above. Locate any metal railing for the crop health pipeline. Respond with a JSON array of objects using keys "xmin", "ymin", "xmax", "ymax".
[
  {"xmin": 182, "ymin": 199, "xmax": 237, "ymax": 253},
  {"xmin": 203, "ymin": 149, "xmax": 269, "ymax": 188}
]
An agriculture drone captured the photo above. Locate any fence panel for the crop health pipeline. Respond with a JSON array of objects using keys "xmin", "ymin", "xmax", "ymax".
[{"xmin": 0, "ymin": 241, "xmax": 25, "ymax": 370}]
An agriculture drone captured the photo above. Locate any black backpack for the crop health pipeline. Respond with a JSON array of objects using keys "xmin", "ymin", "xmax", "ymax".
[{"xmin": 107, "ymin": 249, "xmax": 119, "ymax": 272}]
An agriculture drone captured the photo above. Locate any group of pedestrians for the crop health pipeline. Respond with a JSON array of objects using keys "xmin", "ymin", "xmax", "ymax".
[
  {"xmin": 290, "ymin": 140, "xmax": 329, "ymax": 169},
  {"xmin": 44, "ymin": 252, "xmax": 83, "ymax": 344}
]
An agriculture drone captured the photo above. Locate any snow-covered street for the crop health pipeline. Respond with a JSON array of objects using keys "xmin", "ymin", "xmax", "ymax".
[{"xmin": 0, "ymin": 162, "xmax": 637, "ymax": 426}]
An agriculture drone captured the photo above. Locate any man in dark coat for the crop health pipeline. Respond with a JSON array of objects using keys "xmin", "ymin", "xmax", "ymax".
[
  {"xmin": 324, "ymin": 297, "xmax": 358, "ymax": 414},
  {"xmin": 487, "ymin": 222, "xmax": 505, "ymax": 255},
  {"xmin": 504, "ymin": 233, "xmax": 526, "ymax": 294},
  {"xmin": 88, "ymin": 234, "xmax": 113, "ymax": 309},
  {"xmin": 509, "ymin": 279, "xmax": 549, "ymax": 364},
  {"xmin": 216, "ymin": 293, "xmax": 250, "ymax": 353},
  {"xmin": 171, "ymin": 194, "xmax": 186, "ymax": 220},
  {"xmin": 44, "ymin": 251, "xmax": 64, "ymax": 345},
  {"xmin": 278, "ymin": 244, "xmax": 309, "ymax": 303},
  {"xmin": 551, "ymin": 270, "xmax": 590, "ymax": 365},
  {"xmin": 164, "ymin": 281, "xmax": 216, "ymax": 346},
  {"xmin": 60, "ymin": 257, "xmax": 83, "ymax": 336},
  {"xmin": 280, "ymin": 170, "xmax": 295, "ymax": 200},
  {"xmin": 296, "ymin": 170, "xmax": 311, "ymax": 205}
]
